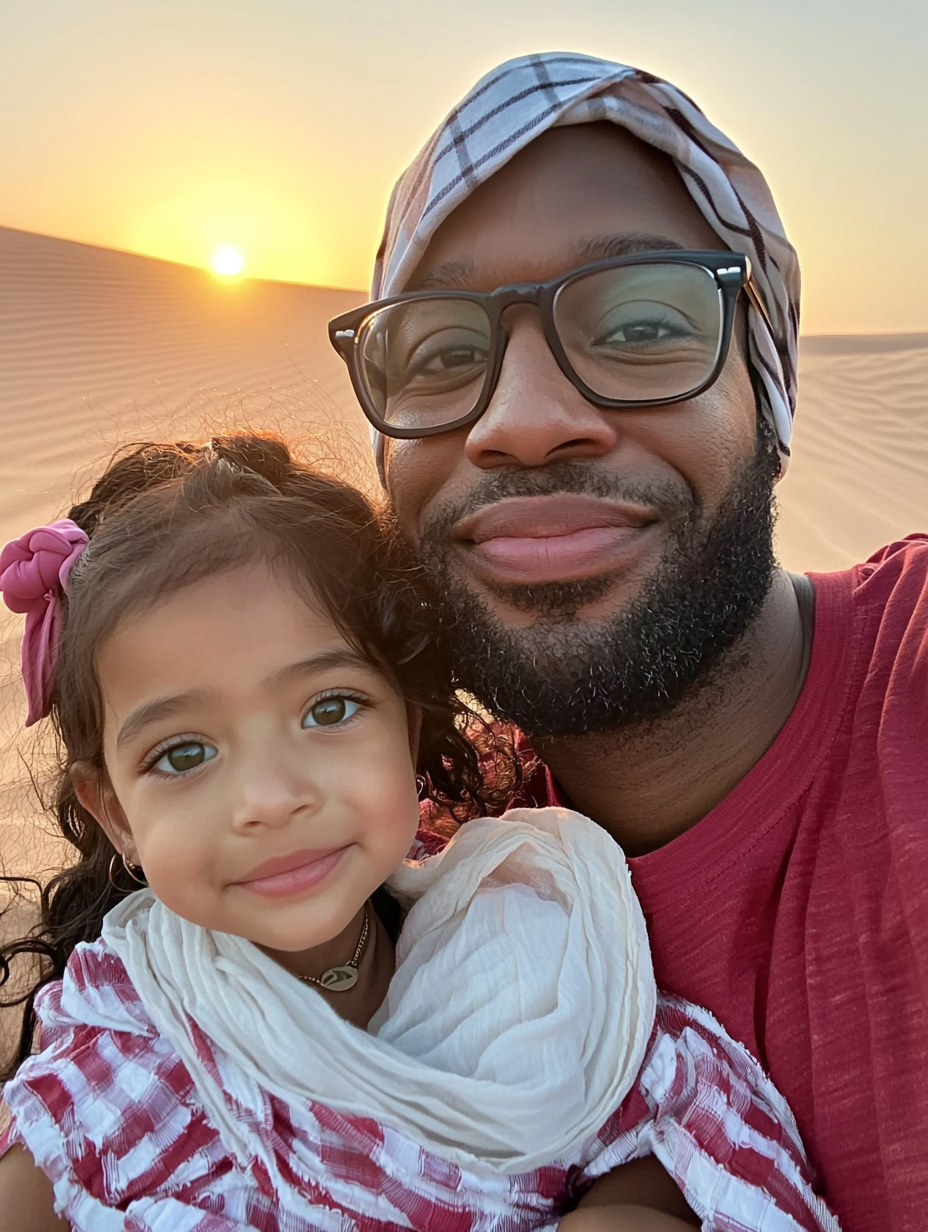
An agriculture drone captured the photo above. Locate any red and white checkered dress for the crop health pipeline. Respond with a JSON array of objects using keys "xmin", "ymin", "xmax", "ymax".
[{"xmin": 3, "ymin": 930, "xmax": 838, "ymax": 1232}]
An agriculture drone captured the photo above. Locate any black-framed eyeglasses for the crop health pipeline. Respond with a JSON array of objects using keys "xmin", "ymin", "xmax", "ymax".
[{"xmin": 328, "ymin": 251, "xmax": 772, "ymax": 440}]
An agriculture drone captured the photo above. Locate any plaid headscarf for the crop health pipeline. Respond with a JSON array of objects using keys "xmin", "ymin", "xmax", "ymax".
[{"xmin": 372, "ymin": 51, "xmax": 800, "ymax": 471}]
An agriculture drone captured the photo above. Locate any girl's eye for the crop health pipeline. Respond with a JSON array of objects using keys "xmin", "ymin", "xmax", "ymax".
[
  {"xmin": 303, "ymin": 696, "xmax": 362, "ymax": 728},
  {"xmin": 153, "ymin": 742, "xmax": 217, "ymax": 776}
]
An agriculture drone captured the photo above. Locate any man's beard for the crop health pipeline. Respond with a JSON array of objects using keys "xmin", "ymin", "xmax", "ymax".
[{"xmin": 416, "ymin": 431, "xmax": 780, "ymax": 738}]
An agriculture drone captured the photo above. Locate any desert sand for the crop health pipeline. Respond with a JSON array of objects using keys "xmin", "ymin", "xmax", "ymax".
[{"xmin": 0, "ymin": 225, "xmax": 925, "ymax": 1042}]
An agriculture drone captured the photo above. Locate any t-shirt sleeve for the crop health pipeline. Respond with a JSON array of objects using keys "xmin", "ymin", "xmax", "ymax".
[{"xmin": 575, "ymin": 995, "xmax": 842, "ymax": 1232}]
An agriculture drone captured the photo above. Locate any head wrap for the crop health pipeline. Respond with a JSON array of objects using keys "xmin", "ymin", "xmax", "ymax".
[
  {"xmin": 0, "ymin": 519, "xmax": 89, "ymax": 726},
  {"xmin": 371, "ymin": 51, "xmax": 800, "ymax": 474}
]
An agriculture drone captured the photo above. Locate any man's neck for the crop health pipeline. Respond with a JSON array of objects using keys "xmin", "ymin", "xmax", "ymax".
[{"xmin": 533, "ymin": 568, "xmax": 813, "ymax": 856}]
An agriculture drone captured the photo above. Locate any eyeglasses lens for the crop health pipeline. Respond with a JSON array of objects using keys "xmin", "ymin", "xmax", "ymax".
[
  {"xmin": 553, "ymin": 263, "xmax": 724, "ymax": 404},
  {"xmin": 355, "ymin": 263, "xmax": 724, "ymax": 432},
  {"xmin": 357, "ymin": 299, "xmax": 493, "ymax": 432}
]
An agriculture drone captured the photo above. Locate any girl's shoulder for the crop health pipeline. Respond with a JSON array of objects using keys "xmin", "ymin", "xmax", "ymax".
[
  {"xmin": 7, "ymin": 934, "xmax": 194, "ymax": 1114},
  {"xmin": 3, "ymin": 937, "xmax": 232, "ymax": 1228},
  {"xmin": 35, "ymin": 934, "xmax": 157, "ymax": 1040}
]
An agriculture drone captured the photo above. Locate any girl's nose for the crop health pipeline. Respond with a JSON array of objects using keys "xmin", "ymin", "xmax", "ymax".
[{"xmin": 229, "ymin": 740, "xmax": 322, "ymax": 832}]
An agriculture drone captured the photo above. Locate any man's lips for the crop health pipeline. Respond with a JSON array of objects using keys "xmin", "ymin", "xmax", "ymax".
[
  {"xmin": 233, "ymin": 847, "xmax": 348, "ymax": 899},
  {"xmin": 452, "ymin": 495, "xmax": 656, "ymax": 584}
]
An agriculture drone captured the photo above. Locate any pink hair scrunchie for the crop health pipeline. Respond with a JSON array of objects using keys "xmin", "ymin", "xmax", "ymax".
[{"xmin": 0, "ymin": 519, "xmax": 89, "ymax": 726}]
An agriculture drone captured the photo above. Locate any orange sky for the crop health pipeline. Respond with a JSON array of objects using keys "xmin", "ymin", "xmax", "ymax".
[{"xmin": 1, "ymin": 1, "xmax": 925, "ymax": 334}]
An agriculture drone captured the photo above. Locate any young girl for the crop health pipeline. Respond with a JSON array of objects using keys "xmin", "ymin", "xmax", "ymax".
[{"xmin": 0, "ymin": 434, "xmax": 838, "ymax": 1232}]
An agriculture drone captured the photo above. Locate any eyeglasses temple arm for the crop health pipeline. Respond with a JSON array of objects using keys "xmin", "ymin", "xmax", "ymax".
[{"xmin": 743, "ymin": 275, "xmax": 777, "ymax": 343}]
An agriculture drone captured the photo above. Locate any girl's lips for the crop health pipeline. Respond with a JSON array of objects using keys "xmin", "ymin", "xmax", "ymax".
[
  {"xmin": 453, "ymin": 495, "xmax": 655, "ymax": 584},
  {"xmin": 234, "ymin": 847, "xmax": 348, "ymax": 899}
]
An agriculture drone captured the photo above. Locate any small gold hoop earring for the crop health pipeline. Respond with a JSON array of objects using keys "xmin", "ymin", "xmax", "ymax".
[
  {"xmin": 122, "ymin": 854, "xmax": 147, "ymax": 885},
  {"xmin": 108, "ymin": 852, "xmax": 147, "ymax": 889}
]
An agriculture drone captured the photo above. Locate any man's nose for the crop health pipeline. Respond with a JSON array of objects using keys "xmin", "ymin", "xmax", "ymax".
[
  {"xmin": 463, "ymin": 313, "xmax": 619, "ymax": 470},
  {"xmin": 230, "ymin": 738, "xmax": 322, "ymax": 832}
]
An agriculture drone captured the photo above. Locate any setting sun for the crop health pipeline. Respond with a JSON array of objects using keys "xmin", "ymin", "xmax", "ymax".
[{"xmin": 211, "ymin": 245, "xmax": 245, "ymax": 277}]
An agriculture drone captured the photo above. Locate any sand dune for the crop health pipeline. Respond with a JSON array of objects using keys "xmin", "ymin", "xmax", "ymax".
[
  {"xmin": 778, "ymin": 334, "xmax": 928, "ymax": 572},
  {"xmin": 0, "ymin": 225, "xmax": 926, "ymax": 896},
  {"xmin": 0, "ymin": 226, "xmax": 372, "ymax": 544}
]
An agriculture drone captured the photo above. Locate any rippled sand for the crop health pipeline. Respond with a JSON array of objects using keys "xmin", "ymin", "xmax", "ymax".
[{"xmin": 780, "ymin": 337, "xmax": 928, "ymax": 572}]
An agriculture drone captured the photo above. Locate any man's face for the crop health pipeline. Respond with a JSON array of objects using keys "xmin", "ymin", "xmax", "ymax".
[{"xmin": 385, "ymin": 124, "xmax": 779, "ymax": 736}]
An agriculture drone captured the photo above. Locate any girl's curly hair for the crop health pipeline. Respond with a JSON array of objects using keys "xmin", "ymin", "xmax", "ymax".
[{"xmin": 0, "ymin": 432, "xmax": 519, "ymax": 1079}]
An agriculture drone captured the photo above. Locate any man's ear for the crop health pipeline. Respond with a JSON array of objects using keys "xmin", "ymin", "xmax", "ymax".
[
  {"xmin": 70, "ymin": 764, "xmax": 138, "ymax": 863},
  {"xmin": 405, "ymin": 703, "xmax": 423, "ymax": 767}
]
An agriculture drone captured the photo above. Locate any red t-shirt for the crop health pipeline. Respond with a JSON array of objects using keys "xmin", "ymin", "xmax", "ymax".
[{"xmin": 514, "ymin": 536, "xmax": 928, "ymax": 1232}]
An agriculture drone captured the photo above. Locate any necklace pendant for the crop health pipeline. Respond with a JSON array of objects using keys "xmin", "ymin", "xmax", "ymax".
[
  {"xmin": 318, "ymin": 964, "xmax": 359, "ymax": 992},
  {"xmin": 300, "ymin": 903, "xmax": 370, "ymax": 993}
]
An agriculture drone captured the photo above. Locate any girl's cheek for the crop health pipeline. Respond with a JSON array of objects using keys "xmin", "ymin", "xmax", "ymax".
[{"xmin": 135, "ymin": 818, "xmax": 209, "ymax": 890}]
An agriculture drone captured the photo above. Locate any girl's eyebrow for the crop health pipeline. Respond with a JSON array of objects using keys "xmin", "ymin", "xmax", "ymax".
[
  {"xmin": 116, "ymin": 690, "xmax": 216, "ymax": 750},
  {"xmin": 268, "ymin": 647, "xmax": 377, "ymax": 687},
  {"xmin": 116, "ymin": 649, "xmax": 378, "ymax": 750}
]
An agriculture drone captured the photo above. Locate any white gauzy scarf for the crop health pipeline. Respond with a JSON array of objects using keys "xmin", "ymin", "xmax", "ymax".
[{"xmin": 102, "ymin": 807, "xmax": 656, "ymax": 1176}]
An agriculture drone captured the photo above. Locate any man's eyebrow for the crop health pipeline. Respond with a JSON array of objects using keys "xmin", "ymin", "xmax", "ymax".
[
  {"xmin": 403, "ymin": 237, "xmax": 688, "ymax": 293},
  {"xmin": 117, "ymin": 691, "xmax": 216, "ymax": 750},
  {"xmin": 407, "ymin": 260, "xmax": 475, "ymax": 291},
  {"xmin": 569, "ymin": 234, "xmax": 687, "ymax": 263}
]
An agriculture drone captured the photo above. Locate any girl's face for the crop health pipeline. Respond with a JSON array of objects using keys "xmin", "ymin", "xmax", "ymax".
[{"xmin": 77, "ymin": 564, "xmax": 422, "ymax": 963}]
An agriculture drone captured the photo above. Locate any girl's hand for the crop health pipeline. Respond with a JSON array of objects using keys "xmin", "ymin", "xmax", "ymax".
[
  {"xmin": 560, "ymin": 1155, "xmax": 701, "ymax": 1230},
  {"xmin": 558, "ymin": 1205, "xmax": 699, "ymax": 1231},
  {"xmin": 0, "ymin": 1143, "xmax": 70, "ymax": 1230}
]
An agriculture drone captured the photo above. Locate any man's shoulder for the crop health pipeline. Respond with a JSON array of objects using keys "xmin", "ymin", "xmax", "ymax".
[
  {"xmin": 812, "ymin": 534, "xmax": 928, "ymax": 648},
  {"xmin": 853, "ymin": 533, "xmax": 928, "ymax": 585},
  {"xmin": 818, "ymin": 533, "xmax": 928, "ymax": 601},
  {"xmin": 807, "ymin": 535, "xmax": 927, "ymax": 793}
]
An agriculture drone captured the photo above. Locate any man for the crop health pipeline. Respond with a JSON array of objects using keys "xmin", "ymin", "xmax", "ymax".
[{"xmin": 330, "ymin": 53, "xmax": 928, "ymax": 1231}]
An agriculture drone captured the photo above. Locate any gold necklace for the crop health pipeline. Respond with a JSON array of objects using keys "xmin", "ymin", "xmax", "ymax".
[{"xmin": 298, "ymin": 902, "xmax": 371, "ymax": 993}]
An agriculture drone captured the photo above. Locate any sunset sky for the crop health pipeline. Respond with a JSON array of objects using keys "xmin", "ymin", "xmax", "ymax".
[{"xmin": 1, "ymin": 0, "xmax": 925, "ymax": 334}]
